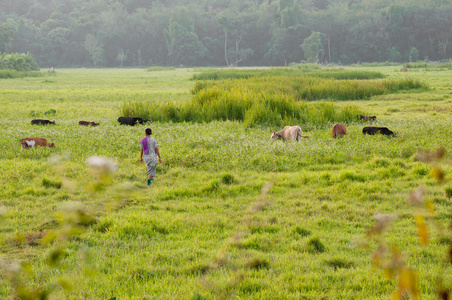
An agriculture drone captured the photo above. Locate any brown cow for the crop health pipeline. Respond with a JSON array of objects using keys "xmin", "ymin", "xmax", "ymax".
[
  {"xmin": 270, "ymin": 125, "xmax": 308, "ymax": 141},
  {"xmin": 79, "ymin": 121, "xmax": 99, "ymax": 126},
  {"xmin": 20, "ymin": 137, "xmax": 55, "ymax": 149},
  {"xmin": 332, "ymin": 124, "xmax": 346, "ymax": 138}
]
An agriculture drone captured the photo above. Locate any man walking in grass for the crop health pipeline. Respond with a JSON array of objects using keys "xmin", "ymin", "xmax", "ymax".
[{"xmin": 140, "ymin": 128, "xmax": 162, "ymax": 186}]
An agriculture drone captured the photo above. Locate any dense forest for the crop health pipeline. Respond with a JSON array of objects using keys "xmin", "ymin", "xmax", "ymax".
[{"xmin": 1, "ymin": 0, "xmax": 452, "ymax": 67}]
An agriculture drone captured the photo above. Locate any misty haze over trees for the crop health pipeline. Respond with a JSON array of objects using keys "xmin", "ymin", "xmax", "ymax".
[{"xmin": 1, "ymin": 0, "xmax": 452, "ymax": 67}]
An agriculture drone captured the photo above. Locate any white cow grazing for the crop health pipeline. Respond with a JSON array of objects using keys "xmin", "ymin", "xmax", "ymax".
[{"xmin": 270, "ymin": 126, "xmax": 308, "ymax": 141}]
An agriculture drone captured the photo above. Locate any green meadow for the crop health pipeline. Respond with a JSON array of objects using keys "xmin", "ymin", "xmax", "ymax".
[{"xmin": 0, "ymin": 67, "xmax": 452, "ymax": 299}]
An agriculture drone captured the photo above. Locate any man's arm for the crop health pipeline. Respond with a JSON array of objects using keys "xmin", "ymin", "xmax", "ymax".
[
  {"xmin": 140, "ymin": 148, "xmax": 144, "ymax": 163},
  {"xmin": 155, "ymin": 146, "xmax": 162, "ymax": 163}
]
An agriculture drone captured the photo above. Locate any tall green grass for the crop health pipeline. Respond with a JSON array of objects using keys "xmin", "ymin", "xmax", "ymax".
[
  {"xmin": 122, "ymin": 89, "xmax": 363, "ymax": 127},
  {"xmin": 192, "ymin": 68, "xmax": 384, "ymax": 81},
  {"xmin": 192, "ymin": 68, "xmax": 300, "ymax": 80},
  {"xmin": 304, "ymin": 70, "xmax": 384, "ymax": 80},
  {"xmin": 0, "ymin": 69, "xmax": 43, "ymax": 79},
  {"xmin": 123, "ymin": 74, "xmax": 426, "ymax": 126},
  {"xmin": 192, "ymin": 76, "xmax": 427, "ymax": 101},
  {"xmin": 120, "ymin": 101, "xmax": 153, "ymax": 120}
]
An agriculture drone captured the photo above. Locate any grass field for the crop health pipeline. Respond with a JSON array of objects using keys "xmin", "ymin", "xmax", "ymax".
[{"xmin": 1, "ymin": 67, "xmax": 452, "ymax": 299}]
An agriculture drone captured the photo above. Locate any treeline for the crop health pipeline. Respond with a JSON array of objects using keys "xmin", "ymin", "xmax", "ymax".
[{"xmin": 1, "ymin": 0, "xmax": 452, "ymax": 67}]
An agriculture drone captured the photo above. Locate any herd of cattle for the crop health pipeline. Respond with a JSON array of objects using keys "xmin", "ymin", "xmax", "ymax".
[
  {"xmin": 21, "ymin": 117, "xmax": 153, "ymax": 149},
  {"xmin": 21, "ymin": 115, "xmax": 393, "ymax": 149},
  {"xmin": 270, "ymin": 115, "xmax": 394, "ymax": 141}
]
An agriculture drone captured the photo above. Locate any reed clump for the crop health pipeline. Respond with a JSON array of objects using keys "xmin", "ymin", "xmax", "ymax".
[
  {"xmin": 193, "ymin": 75, "xmax": 426, "ymax": 101},
  {"xmin": 122, "ymin": 74, "xmax": 425, "ymax": 127},
  {"xmin": 120, "ymin": 101, "xmax": 153, "ymax": 120},
  {"xmin": 303, "ymin": 70, "xmax": 384, "ymax": 80},
  {"xmin": 192, "ymin": 68, "xmax": 384, "ymax": 81},
  {"xmin": 125, "ymin": 85, "xmax": 362, "ymax": 128}
]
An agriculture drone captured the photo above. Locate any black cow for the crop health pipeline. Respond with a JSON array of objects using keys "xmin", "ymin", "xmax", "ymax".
[
  {"xmin": 363, "ymin": 126, "xmax": 394, "ymax": 135},
  {"xmin": 358, "ymin": 115, "xmax": 377, "ymax": 121},
  {"xmin": 31, "ymin": 119, "xmax": 55, "ymax": 125},
  {"xmin": 117, "ymin": 117, "xmax": 151, "ymax": 126}
]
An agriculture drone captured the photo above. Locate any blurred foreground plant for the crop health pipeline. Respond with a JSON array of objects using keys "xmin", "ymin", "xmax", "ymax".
[
  {"xmin": 0, "ymin": 156, "xmax": 118, "ymax": 299},
  {"xmin": 366, "ymin": 148, "xmax": 450, "ymax": 299}
]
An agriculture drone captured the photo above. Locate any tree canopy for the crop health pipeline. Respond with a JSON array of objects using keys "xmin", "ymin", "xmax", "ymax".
[{"xmin": 1, "ymin": 0, "xmax": 451, "ymax": 67}]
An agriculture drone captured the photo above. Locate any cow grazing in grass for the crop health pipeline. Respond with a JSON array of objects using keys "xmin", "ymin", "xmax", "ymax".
[
  {"xmin": 79, "ymin": 121, "xmax": 99, "ymax": 126},
  {"xmin": 362, "ymin": 126, "xmax": 394, "ymax": 136},
  {"xmin": 270, "ymin": 125, "xmax": 308, "ymax": 141},
  {"xmin": 31, "ymin": 119, "xmax": 55, "ymax": 125},
  {"xmin": 358, "ymin": 115, "xmax": 377, "ymax": 121},
  {"xmin": 20, "ymin": 137, "xmax": 55, "ymax": 149},
  {"xmin": 117, "ymin": 117, "xmax": 151, "ymax": 126},
  {"xmin": 332, "ymin": 124, "xmax": 347, "ymax": 138}
]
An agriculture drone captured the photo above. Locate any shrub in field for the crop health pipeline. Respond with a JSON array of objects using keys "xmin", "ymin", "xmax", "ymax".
[{"xmin": 0, "ymin": 52, "xmax": 40, "ymax": 71}]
